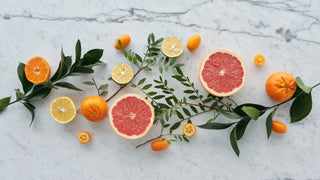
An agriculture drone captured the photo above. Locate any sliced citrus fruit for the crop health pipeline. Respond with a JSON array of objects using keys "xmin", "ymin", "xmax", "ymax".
[
  {"xmin": 25, "ymin": 56, "xmax": 51, "ymax": 84},
  {"xmin": 49, "ymin": 96, "xmax": 77, "ymax": 124},
  {"xmin": 183, "ymin": 123, "xmax": 196, "ymax": 137},
  {"xmin": 109, "ymin": 93, "xmax": 154, "ymax": 139},
  {"xmin": 254, "ymin": 54, "xmax": 265, "ymax": 66},
  {"xmin": 151, "ymin": 139, "xmax": 170, "ymax": 151},
  {"xmin": 111, "ymin": 63, "xmax": 134, "ymax": 84},
  {"xmin": 161, "ymin": 37, "xmax": 184, "ymax": 58},
  {"xmin": 77, "ymin": 131, "xmax": 91, "ymax": 144},
  {"xmin": 199, "ymin": 49, "xmax": 247, "ymax": 97}
]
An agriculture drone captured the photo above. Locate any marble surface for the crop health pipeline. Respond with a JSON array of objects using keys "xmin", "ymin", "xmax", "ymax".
[{"xmin": 1, "ymin": 0, "xmax": 320, "ymax": 179}]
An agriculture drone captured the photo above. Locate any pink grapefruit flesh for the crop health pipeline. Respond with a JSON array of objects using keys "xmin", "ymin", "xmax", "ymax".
[
  {"xmin": 199, "ymin": 49, "xmax": 247, "ymax": 97},
  {"xmin": 109, "ymin": 94, "xmax": 154, "ymax": 139}
]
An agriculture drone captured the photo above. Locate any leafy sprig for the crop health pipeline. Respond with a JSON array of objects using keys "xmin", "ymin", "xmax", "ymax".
[
  {"xmin": 0, "ymin": 40, "xmax": 105, "ymax": 126},
  {"xmin": 83, "ymin": 78, "xmax": 108, "ymax": 96}
]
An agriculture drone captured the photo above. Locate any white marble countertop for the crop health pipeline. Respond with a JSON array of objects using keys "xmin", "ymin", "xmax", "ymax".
[{"xmin": 1, "ymin": 0, "xmax": 320, "ymax": 179}]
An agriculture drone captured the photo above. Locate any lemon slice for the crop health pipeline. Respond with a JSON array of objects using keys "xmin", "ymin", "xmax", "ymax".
[
  {"xmin": 49, "ymin": 96, "xmax": 77, "ymax": 124},
  {"xmin": 111, "ymin": 63, "xmax": 134, "ymax": 84},
  {"xmin": 161, "ymin": 37, "xmax": 184, "ymax": 58}
]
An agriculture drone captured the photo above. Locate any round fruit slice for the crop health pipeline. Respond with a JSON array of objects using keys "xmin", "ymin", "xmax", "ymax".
[
  {"xmin": 161, "ymin": 37, "xmax": 184, "ymax": 58},
  {"xmin": 199, "ymin": 49, "xmax": 247, "ymax": 97},
  {"xmin": 77, "ymin": 131, "xmax": 91, "ymax": 144},
  {"xmin": 183, "ymin": 123, "xmax": 196, "ymax": 137},
  {"xmin": 50, "ymin": 96, "xmax": 77, "ymax": 124},
  {"xmin": 111, "ymin": 63, "xmax": 133, "ymax": 84},
  {"xmin": 254, "ymin": 54, "xmax": 265, "ymax": 66},
  {"xmin": 109, "ymin": 93, "xmax": 154, "ymax": 139},
  {"xmin": 25, "ymin": 56, "xmax": 51, "ymax": 84}
]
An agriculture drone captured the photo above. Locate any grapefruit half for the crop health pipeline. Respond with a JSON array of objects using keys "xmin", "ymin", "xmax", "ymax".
[
  {"xmin": 199, "ymin": 49, "xmax": 247, "ymax": 97},
  {"xmin": 109, "ymin": 94, "xmax": 154, "ymax": 139}
]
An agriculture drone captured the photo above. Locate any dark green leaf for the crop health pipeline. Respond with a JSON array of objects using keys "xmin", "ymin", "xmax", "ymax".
[
  {"xmin": 241, "ymin": 106, "xmax": 261, "ymax": 120},
  {"xmin": 189, "ymin": 95, "xmax": 198, "ymax": 100},
  {"xmin": 182, "ymin": 83, "xmax": 191, "ymax": 87},
  {"xmin": 99, "ymin": 84, "xmax": 108, "ymax": 90},
  {"xmin": 100, "ymin": 91, "xmax": 108, "ymax": 96},
  {"xmin": 169, "ymin": 58, "xmax": 177, "ymax": 66},
  {"xmin": 190, "ymin": 106, "xmax": 198, "ymax": 113},
  {"xmin": 138, "ymin": 78, "xmax": 146, "ymax": 86},
  {"xmin": 51, "ymin": 51, "xmax": 72, "ymax": 82},
  {"xmin": 165, "ymin": 97, "xmax": 173, "ymax": 105},
  {"xmin": 25, "ymin": 85, "xmax": 51, "ymax": 102},
  {"xmin": 0, "ymin": 97, "xmax": 11, "ymax": 113},
  {"xmin": 266, "ymin": 107, "xmax": 278, "ymax": 139},
  {"xmin": 147, "ymin": 92, "xmax": 157, "ymax": 96},
  {"xmin": 182, "ymin": 136, "xmax": 189, "ymax": 142},
  {"xmin": 230, "ymin": 127, "xmax": 240, "ymax": 157},
  {"xmin": 183, "ymin": 108, "xmax": 191, "ymax": 116},
  {"xmin": 176, "ymin": 67, "xmax": 183, "ymax": 75},
  {"xmin": 88, "ymin": 61, "xmax": 106, "ymax": 67},
  {"xmin": 15, "ymin": 89, "xmax": 24, "ymax": 100},
  {"xmin": 163, "ymin": 57, "xmax": 169, "ymax": 65},
  {"xmin": 184, "ymin": 90, "xmax": 194, "ymax": 94},
  {"xmin": 81, "ymin": 49, "xmax": 103, "ymax": 65},
  {"xmin": 296, "ymin": 77, "xmax": 311, "ymax": 94},
  {"xmin": 187, "ymin": 119, "xmax": 192, "ymax": 124},
  {"xmin": 70, "ymin": 66, "xmax": 94, "ymax": 75},
  {"xmin": 131, "ymin": 84, "xmax": 137, "ymax": 88},
  {"xmin": 151, "ymin": 38, "xmax": 164, "ymax": 46},
  {"xmin": 153, "ymin": 95, "xmax": 165, "ymax": 100},
  {"xmin": 83, "ymin": 81, "xmax": 95, "ymax": 85},
  {"xmin": 221, "ymin": 111, "xmax": 241, "ymax": 119},
  {"xmin": 17, "ymin": 63, "xmax": 33, "ymax": 93},
  {"xmin": 203, "ymin": 98, "xmax": 213, "ymax": 103},
  {"xmin": 170, "ymin": 121, "xmax": 181, "ymax": 133},
  {"xmin": 159, "ymin": 66, "xmax": 163, "ymax": 73},
  {"xmin": 235, "ymin": 117, "xmax": 251, "ymax": 140},
  {"xmin": 22, "ymin": 101, "xmax": 35, "ymax": 127},
  {"xmin": 136, "ymin": 54, "xmax": 142, "ymax": 62},
  {"xmin": 198, "ymin": 122, "xmax": 236, "ymax": 129},
  {"xmin": 75, "ymin": 39, "xmax": 81, "ymax": 64},
  {"xmin": 173, "ymin": 64, "xmax": 184, "ymax": 68},
  {"xmin": 55, "ymin": 82, "xmax": 82, "ymax": 91},
  {"xmin": 176, "ymin": 110, "xmax": 184, "ymax": 119},
  {"xmin": 142, "ymin": 84, "xmax": 152, "ymax": 90},
  {"xmin": 234, "ymin": 103, "xmax": 266, "ymax": 117},
  {"xmin": 290, "ymin": 93, "xmax": 312, "ymax": 123},
  {"xmin": 158, "ymin": 103, "xmax": 170, "ymax": 109}
]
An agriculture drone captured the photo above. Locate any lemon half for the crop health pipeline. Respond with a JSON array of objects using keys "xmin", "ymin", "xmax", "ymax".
[{"xmin": 49, "ymin": 96, "xmax": 77, "ymax": 124}]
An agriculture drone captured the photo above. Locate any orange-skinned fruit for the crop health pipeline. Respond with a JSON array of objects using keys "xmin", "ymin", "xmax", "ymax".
[
  {"xmin": 81, "ymin": 96, "xmax": 108, "ymax": 122},
  {"xmin": 25, "ymin": 56, "xmax": 51, "ymax": 84},
  {"xmin": 187, "ymin": 34, "xmax": 201, "ymax": 51},
  {"xmin": 151, "ymin": 139, "xmax": 170, "ymax": 151},
  {"xmin": 115, "ymin": 34, "xmax": 131, "ymax": 50},
  {"xmin": 77, "ymin": 131, "xmax": 91, "ymax": 144},
  {"xmin": 272, "ymin": 121, "xmax": 287, "ymax": 134}
]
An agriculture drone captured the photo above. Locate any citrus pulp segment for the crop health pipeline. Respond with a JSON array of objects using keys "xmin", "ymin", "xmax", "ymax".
[
  {"xmin": 109, "ymin": 93, "xmax": 154, "ymax": 139},
  {"xmin": 199, "ymin": 49, "xmax": 247, "ymax": 97},
  {"xmin": 161, "ymin": 37, "xmax": 184, "ymax": 58},
  {"xmin": 49, "ymin": 96, "xmax": 77, "ymax": 124},
  {"xmin": 25, "ymin": 56, "xmax": 51, "ymax": 84},
  {"xmin": 111, "ymin": 63, "xmax": 134, "ymax": 84}
]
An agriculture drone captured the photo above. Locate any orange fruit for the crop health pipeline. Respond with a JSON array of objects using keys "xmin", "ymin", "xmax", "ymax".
[
  {"xmin": 109, "ymin": 94, "xmax": 154, "ymax": 139},
  {"xmin": 254, "ymin": 54, "xmax": 265, "ymax": 66},
  {"xmin": 25, "ymin": 56, "xmax": 51, "ymax": 84},
  {"xmin": 151, "ymin": 139, "xmax": 170, "ymax": 151},
  {"xmin": 115, "ymin": 34, "xmax": 131, "ymax": 50},
  {"xmin": 183, "ymin": 123, "xmax": 196, "ymax": 137},
  {"xmin": 81, "ymin": 96, "xmax": 108, "ymax": 122},
  {"xmin": 265, "ymin": 72, "xmax": 297, "ymax": 102},
  {"xmin": 187, "ymin": 34, "xmax": 201, "ymax": 51},
  {"xmin": 272, "ymin": 121, "xmax": 287, "ymax": 134},
  {"xmin": 77, "ymin": 131, "xmax": 91, "ymax": 144},
  {"xmin": 199, "ymin": 49, "xmax": 247, "ymax": 97}
]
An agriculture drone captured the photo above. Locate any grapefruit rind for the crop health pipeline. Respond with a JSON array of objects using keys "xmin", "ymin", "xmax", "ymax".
[
  {"xmin": 108, "ymin": 93, "xmax": 155, "ymax": 140},
  {"xmin": 198, "ymin": 49, "xmax": 247, "ymax": 97}
]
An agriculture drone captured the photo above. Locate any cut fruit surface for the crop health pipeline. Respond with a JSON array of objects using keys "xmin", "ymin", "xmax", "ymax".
[
  {"xmin": 109, "ymin": 93, "xmax": 154, "ymax": 139},
  {"xmin": 183, "ymin": 123, "xmax": 196, "ymax": 137},
  {"xmin": 161, "ymin": 37, "xmax": 184, "ymax": 58},
  {"xmin": 111, "ymin": 63, "xmax": 133, "ymax": 84},
  {"xmin": 49, "ymin": 96, "xmax": 77, "ymax": 124},
  {"xmin": 25, "ymin": 56, "xmax": 51, "ymax": 84},
  {"xmin": 199, "ymin": 49, "xmax": 247, "ymax": 97},
  {"xmin": 77, "ymin": 131, "xmax": 91, "ymax": 144}
]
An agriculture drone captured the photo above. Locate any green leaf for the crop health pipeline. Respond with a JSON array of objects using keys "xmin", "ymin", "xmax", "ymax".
[
  {"xmin": 142, "ymin": 84, "xmax": 152, "ymax": 90},
  {"xmin": 81, "ymin": 49, "xmax": 103, "ymax": 66},
  {"xmin": 0, "ymin": 97, "xmax": 11, "ymax": 113},
  {"xmin": 88, "ymin": 61, "xmax": 106, "ymax": 67},
  {"xmin": 176, "ymin": 110, "xmax": 184, "ymax": 119},
  {"xmin": 230, "ymin": 127, "xmax": 240, "ymax": 157},
  {"xmin": 70, "ymin": 66, "xmax": 94, "ymax": 75},
  {"xmin": 51, "ymin": 51, "xmax": 72, "ymax": 82},
  {"xmin": 203, "ymin": 98, "xmax": 213, "ymax": 103},
  {"xmin": 234, "ymin": 103, "xmax": 266, "ymax": 117},
  {"xmin": 136, "ymin": 54, "xmax": 142, "ymax": 62},
  {"xmin": 17, "ymin": 63, "xmax": 33, "ymax": 93},
  {"xmin": 151, "ymin": 38, "xmax": 164, "ymax": 46},
  {"xmin": 176, "ymin": 67, "xmax": 183, "ymax": 75},
  {"xmin": 169, "ymin": 58, "xmax": 177, "ymax": 66},
  {"xmin": 290, "ymin": 93, "xmax": 312, "ymax": 123},
  {"xmin": 241, "ymin": 106, "xmax": 261, "ymax": 120},
  {"xmin": 22, "ymin": 101, "xmax": 35, "ymax": 127},
  {"xmin": 183, "ymin": 108, "xmax": 191, "ymax": 116},
  {"xmin": 153, "ymin": 95, "xmax": 165, "ymax": 100},
  {"xmin": 144, "ymin": 67, "xmax": 152, "ymax": 71},
  {"xmin": 147, "ymin": 92, "xmax": 157, "ymax": 96},
  {"xmin": 100, "ymin": 91, "xmax": 108, "ymax": 96},
  {"xmin": 164, "ymin": 66, "xmax": 169, "ymax": 72},
  {"xmin": 165, "ymin": 97, "xmax": 173, "ymax": 105},
  {"xmin": 184, "ymin": 90, "xmax": 194, "ymax": 94},
  {"xmin": 131, "ymin": 84, "xmax": 137, "ymax": 88},
  {"xmin": 25, "ymin": 85, "xmax": 51, "ymax": 102},
  {"xmin": 173, "ymin": 64, "xmax": 184, "ymax": 68},
  {"xmin": 266, "ymin": 107, "xmax": 278, "ymax": 139},
  {"xmin": 190, "ymin": 106, "xmax": 198, "ymax": 113},
  {"xmin": 221, "ymin": 111, "xmax": 242, "ymax": 119},
  {"xmin": 99, "ymin": 84, "xmax": 108, "ymax": 90},
  {"xmin": 55, "ymin": 82, "xmax": 82, "ymax": 91},
  {"xmin": 198, "ymin": 122, "xmax": 236, "ymax": 129},
  {"xmin": 15, "ymin": 89, "xmax": 24, "ymax": 100},
  {"xmin": 296, "ymin": 77, "xmax": 311, "ymax": 94},
  {"xmin": 189, "ymin": 95, "xmax": 198, "ymax": 100},
  {"xmin": 170, "ymin": 121, "xmax": 181, "ymax": 133},
  {"xmin": 159, "ymin": 66, "xmax": 163, "ymax": 73},
  {"xmin": 75, "ymin": 39, "xmax": 81, "ymax": 64},
  {"xmin": 235, "ymin": 117, "xmax": 251, "ymax": 140},
  {"xmin": 138, "ymin": 78, "xmax": 146, "ymax": 86},
  {"xmin": 182, "ymin": 136, "xmax": 189, "ymax": 142},
  {"xmin": 83, "ymin": 81, "xmax": 95, "ymax": 85}
]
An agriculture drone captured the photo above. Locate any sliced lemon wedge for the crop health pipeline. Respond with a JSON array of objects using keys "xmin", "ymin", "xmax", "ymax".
[{"xmin": 49, "ymin": 96, "xmax": 77, "ymax": 124}]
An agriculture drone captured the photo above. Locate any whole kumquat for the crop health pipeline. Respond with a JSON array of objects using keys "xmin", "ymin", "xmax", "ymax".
[
  {"xmin": 114, "ymin": 34, "xmax": 131, "ymax": 50},
  {"xmin": 272, "ymin": 121, "xmax": 287, "ymax": 134},
  {"xmin": 187, "ymin": 34, "xmax": 201, "ymax": 51},
  {"xmin": 151, "ymin": 139, "xmax": 170, "ymax": 151}
]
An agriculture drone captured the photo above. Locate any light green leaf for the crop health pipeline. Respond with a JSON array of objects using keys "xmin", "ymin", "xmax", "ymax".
[
  {"xmin": 241, "ymin": 106, "xmax": 261, "ymax": 120},
  {"xmin": 0, "ymin": 97, "xmax": 11, "ymax": 113},
  {"xmin": 296, "ymin": 77, "xmax": 311, "ymax": 94}
]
